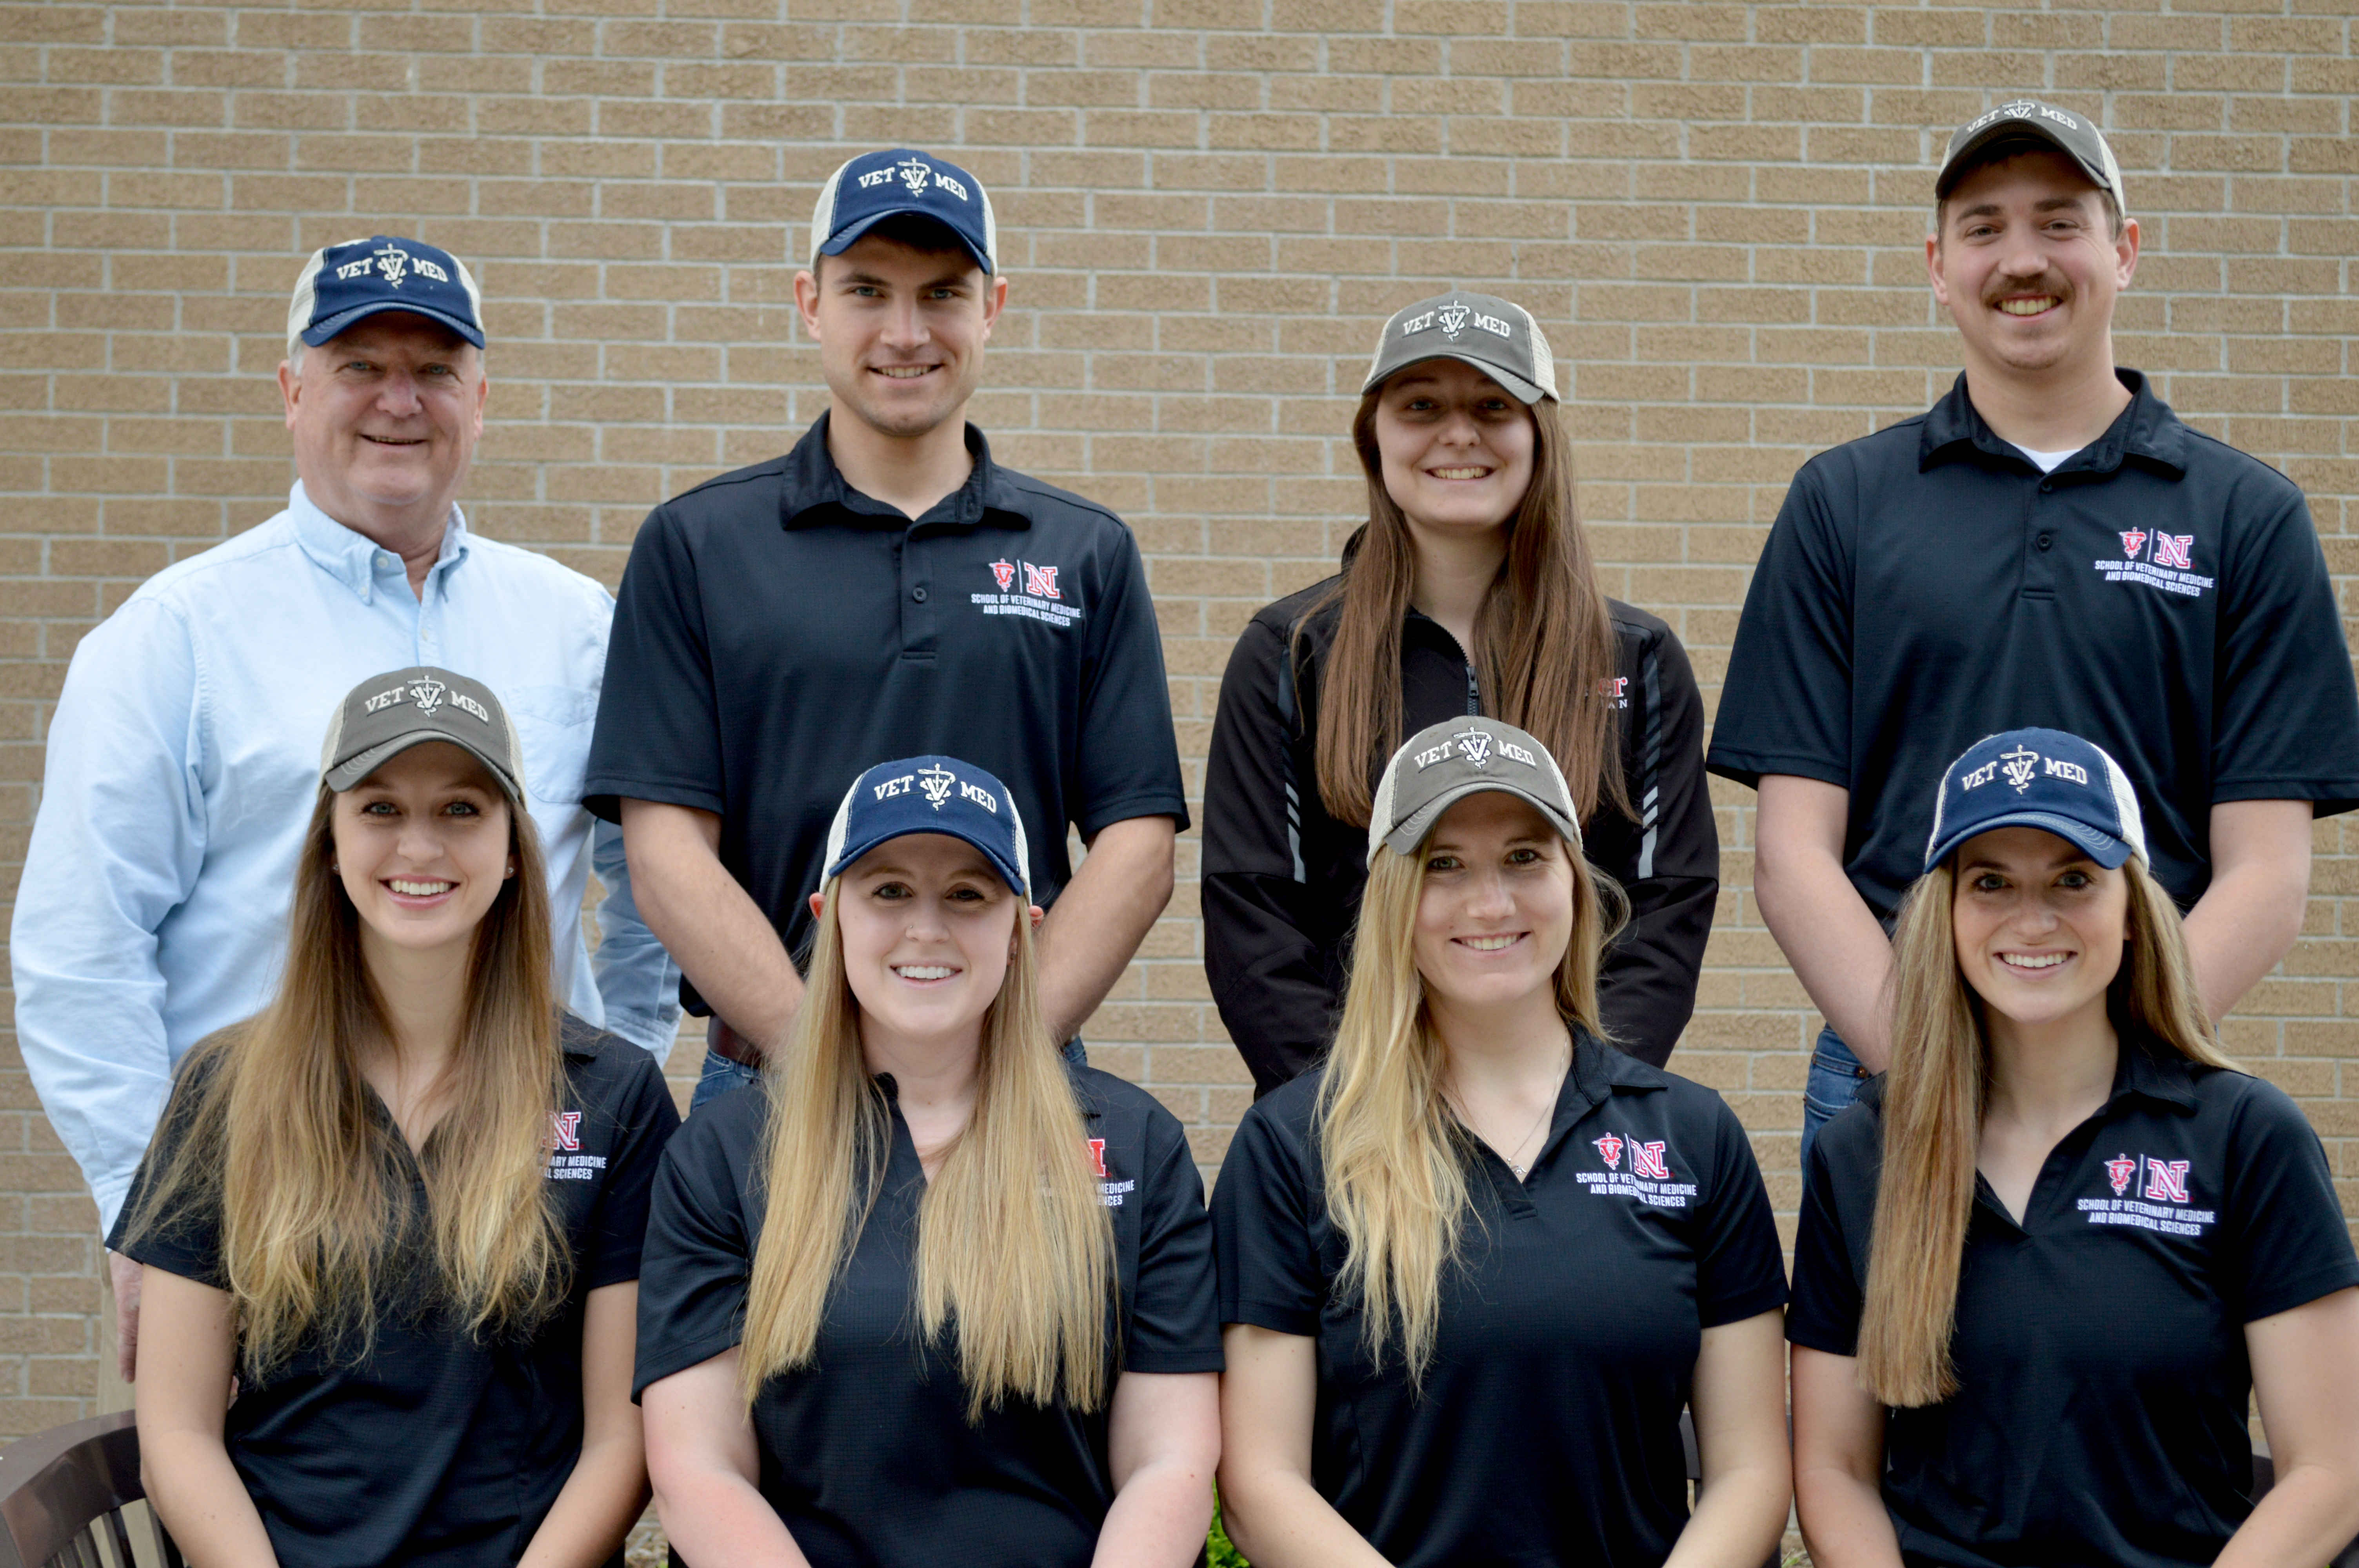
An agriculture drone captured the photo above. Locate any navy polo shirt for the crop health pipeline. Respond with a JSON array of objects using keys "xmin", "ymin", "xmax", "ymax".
[
  {"xmin": 1709, "ymin": 369, "xmax": 2359, "ymax": 924},
  {"xmin": 1790, "ymin": 1038, "xmax": 2359, "ymax": 1568},
  {"xmin": 1212, "ymin": 1033, "xmax": 1787, "ymax": 1568},
  {"xmin": 585, "ymin": 415, "xmax": 1187, "ymax": 1002},
  {"xmin": 631, "ymin": 1067, "xmax": 1223, "ymax": 1568},
  {"xmin": 110, "ymin": 1017, "xmax": 680, "ymax": 1568}
]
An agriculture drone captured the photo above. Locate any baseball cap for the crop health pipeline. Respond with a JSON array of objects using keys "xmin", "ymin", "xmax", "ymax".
[
  {"xmin": 1923, "ymin": 728, "xmax": 2148, "ymax": 874},
  {"xmin": 321, "ymin": 667, "xmax": 525, "ymax": 801},
  {"xmin": 287, "ymin": 236, "xmax": 485, "ymax": 359},
  {"xmin": 809, "ymin": 148, "xmax": 997, "ymax": 276},
  {"xmin": 1361, "ymin": 291, "xmax": 1557, "ymax": 405},
  {"xmin": 824, "ymin": 756, "xmax": 1031, "ymax": 897},
  {"xmin": 1936, "ymin": 97, "xmax": 2126, "ymax": 209},
  {"xmin": 1368, "ymin": 718, "xmax": 1583, "ymax": 866}
]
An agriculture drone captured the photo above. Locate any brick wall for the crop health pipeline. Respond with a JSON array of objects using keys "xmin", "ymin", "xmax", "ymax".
[{"xmin": 0, "ymin": 0, "xmax": 2352, "ymax": 1437}]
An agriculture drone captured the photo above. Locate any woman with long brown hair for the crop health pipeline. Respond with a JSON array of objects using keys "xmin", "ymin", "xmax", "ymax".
[
  {"xmin": 1202, "ymin": 291, "xmax": 1717, "ymax": 1094},
  {"xmin": 1215, "ymin": 717, "xmax": 1790, "ymax": 1568},
  {"xmin": 1790, "ymin": 727, "xmax": 2359, "ymax": 1568},
  {"xmin": 115, "ymin": 668, "xmax": 679, "ymax": 1566},
  {"xmin": 635, "ymin": 755, "xmax": 1221, "ymax": 1568}
]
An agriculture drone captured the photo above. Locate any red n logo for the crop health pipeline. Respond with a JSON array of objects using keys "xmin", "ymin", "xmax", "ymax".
[
  {"xmin": 1632, "ymin": 1141, "xmax": 1670, "ymax": 1180},
  {"xmin": 1023, "ymin": 563, "xmax": 1061, "ymax": 599},
  {"xmin": 2144, "ymin": 1159, "xmax": 2190, "ymax": 1203},
  {"xmin": 2154, "ymin": 535, "xmax": 2194, "ymax": 570},
  {"xmin": 547, "ymin": 1111, "xmax": 582, "ymax": 1152},
  {"xmin": 1087, "ymin": 1138, "xmax": 1107, "ymax": 1178}
]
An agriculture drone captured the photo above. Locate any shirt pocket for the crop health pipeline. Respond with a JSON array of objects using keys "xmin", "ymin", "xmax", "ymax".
[{"xmin": 502, "ymin": 685, "xmax": 597, "ymax": 806}]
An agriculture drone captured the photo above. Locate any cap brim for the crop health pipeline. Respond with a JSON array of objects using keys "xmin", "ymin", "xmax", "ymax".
[
  {"xmin": 326, "ymin": 731, "xmax": 521, "ymax": 800},
  {"xmin": 1365, "ymin": 351, "xmax": 1549, "ymax": 405},
  {"xmin": 1936, "ymin": 121, "xmax": 2112, "ymax": 199},
  {"xmin": 827, "ymin": 824, "xmax": 1028, "ymax": 897},
  {"xmin": 1924, "ymin": 811, "xmax": 2134, "ymax": 875},
  {"xmin": 817, "ymin": 210, "xmax": 993, "ymax": 275},
  {"xmin": 1377, "ymin": 779, "xmax": 1582, "ymax": 864},
  {"xmin": 302, "ymin": 300, "xmax": 486, "ymax": 350}
]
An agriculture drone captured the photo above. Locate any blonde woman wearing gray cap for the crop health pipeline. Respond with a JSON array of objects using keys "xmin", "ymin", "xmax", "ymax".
[
  {"xmin": 1202, "ymin": 291, "xmax": 1717, "ymax": 1100},
  {"xmin": 114, "ymin": 668, "xmax": 678, "ymax": 1567},
  {"xmin": 1214, "ymin": 718, "xmax": 1788, "ymax": 1568}
]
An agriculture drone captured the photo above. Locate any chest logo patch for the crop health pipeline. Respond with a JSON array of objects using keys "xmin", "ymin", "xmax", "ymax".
[
  {"xmin": 2096, "ymin": 528, "xmax": 2212, "ymax": 599},
  {"xmin": 974, "ymin": 559, "xmax": 1082, "ymax": 629},
  {"xmin": 1087, "ymin": 1137, "xmax": 1134, "ymax": 1206},
  {"xmin": 2077, "ymin": 1152, "xmax": 2213, "ymax": 1236},
  {"xmin": 545, "ymin": 1111, "xmax": 607, "ymax": 1182},
  {"xmin": 1576, "ymin": 1132, "xmax": 1695, "ymax": 1207}
]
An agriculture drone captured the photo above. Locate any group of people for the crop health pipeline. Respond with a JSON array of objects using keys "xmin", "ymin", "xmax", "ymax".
[{"xmin": 12, "ymin": 97, "xmax": 2359, "ymax": 1568}]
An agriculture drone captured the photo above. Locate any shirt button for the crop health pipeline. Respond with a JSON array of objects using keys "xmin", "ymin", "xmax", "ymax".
[
  {"xmin": 376, "ymin": 552, "xmax": 395, "ymax": 570},
  {"xmin": 911, "ymin": 585, "xmax": 929, "ymax": 603},
  {"xmin": 2036, "ymin": 532, "xmax": 2053, "ymax": 551}
]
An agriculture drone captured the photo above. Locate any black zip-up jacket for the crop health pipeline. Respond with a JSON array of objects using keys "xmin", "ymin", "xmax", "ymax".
[{"xmin": 1203, "ymin": 578, "xmax": 1718, "ymax": 1094}]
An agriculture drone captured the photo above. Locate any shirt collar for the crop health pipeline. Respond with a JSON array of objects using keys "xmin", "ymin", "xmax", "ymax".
[
  {"xmin": 1918, "ymin": 367, "xmax": 2188, "ymax": 479},
  {"xmin": 1554, "ymin": 1025, "xmax": 1669, "ymax": 1131},
  {"xmin": 780, "ymin": 412, "xmax": 1027, "ymax": 531},
  {"xmin": 288, "ymin": 479, "xmax": 471, "ymax": 601},
  {"xmin": 1850, "ymin": 1028, "xmax": 2202, "ymax": 1117}
]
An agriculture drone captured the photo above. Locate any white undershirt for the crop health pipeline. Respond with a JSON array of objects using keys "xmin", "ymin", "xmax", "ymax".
[{"xmin": 2012, "ymin": 443, "xmax": 2081, "ymax": 473}]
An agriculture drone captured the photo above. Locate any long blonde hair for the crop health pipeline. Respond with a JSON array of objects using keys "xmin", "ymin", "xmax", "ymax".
[
  {"xmin": 1316, "ymin": 820, "xmax": 1620, "ymax": 1385},
  {"xmin": 124, "ymin": 781, "xmax": 568, "ymax": 1377},
  {"xmin": 1304, "ymin": 390, "xmax": 1627, "ymax": 830},
  {"xmin": 1858, "ymin": 854, "xmax": 2233, "ymax": 1406},
  {"xmin": 739, "ymin": 878, "xmax": 1114, "ymax": 1419}
]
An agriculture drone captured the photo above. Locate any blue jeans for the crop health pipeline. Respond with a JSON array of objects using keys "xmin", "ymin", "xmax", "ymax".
[
  {"xmin": 689, "ymin": 1037, "xmax": 1090, "ymax": 1112},
  {"xmin": 1801, "ymin": 1024, "xmax": 1872, "ymax": 1164}
]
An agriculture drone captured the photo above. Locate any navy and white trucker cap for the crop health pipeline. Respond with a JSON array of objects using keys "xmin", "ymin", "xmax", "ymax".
[
  {"xmin": 824, "ymin": 756, "xmax": 1030, "ymax": 896},
  {"xmin": 1923, "ymin": 728, "xmax": 2148, "ymax": 873},
  {"xmin": 1361, "ymin": 291, "xmax": 1558, "ymax": 405},
  {"xmin": 1936, "ymin": 97, "xmax": 2126, "ymax": 209},
  {"xmin": 809, "ymin": 148, "xmax": 997, "ymax": 275},
  {"xmin": 286, "ymin": 236, "xmax": 485, "ymax": 358},
  {"xmin": 1368, "ymin": 717, "xmax": 1582, "ymax": 866}
]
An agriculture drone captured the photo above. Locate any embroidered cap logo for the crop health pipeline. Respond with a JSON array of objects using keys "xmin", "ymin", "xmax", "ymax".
[
  {"xmin": 372, "ymin": 243, "xmax": 411, "ymax": 288},
  {"xmin": 898, "ymin": 157, "xmax": 932, "ymax": 197},
  {"xmin": 918, "ymin": 763, "xmax": 957, "ymax": 809},
  {"xmin": 1999, "ymin": 745, "xmax": 2040, "ymax": 793},
  {"xmin": 409, "ymin": 679, "xmax": 446, "ymax": 715},
  {"xmin": 1452, "ymin": 726, "xmax": 1495, "ymax": 768},
  {"xmin": 1436, "ymin": 300, "xmax": 1470, "ymax": 339}
]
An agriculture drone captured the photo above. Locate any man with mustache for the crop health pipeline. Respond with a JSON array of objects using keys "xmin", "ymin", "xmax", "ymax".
[
  {"xmin": 1707, "ymin": 100, "xmax": 2359, "ymax": 1155},
  {"xmin": 587, "ymin": 149, "xmax": 1184, "ymax": 1105}
]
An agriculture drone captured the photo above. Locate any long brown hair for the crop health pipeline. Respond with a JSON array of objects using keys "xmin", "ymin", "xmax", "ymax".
[
  {"xmin": 1304, "ymin": 388, "xmax": 1627, "ymax": 829},
  {"xmin": 1317, "ymin": 821, "xmax": 1621, "ymax": 1386},
  {"xmin": 1857, "ymin": 854, "xmax": 2232, "ymax": 1406},
  {"xmin": 124, "ymin": 777, "xmax": 568, "ymax": 1376},
  {"xmin": 739, "ymin": 877, "xmax": 1114, "ymax": 1420}
]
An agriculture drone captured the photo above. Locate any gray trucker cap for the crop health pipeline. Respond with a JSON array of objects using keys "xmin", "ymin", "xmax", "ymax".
[
  {"xmin": 1936, "ymin": 97, "xmax": 2125, "ymax": 209},
  {"xmin": 1361, "ymin": 291, "xmax": 1557, "ymax": 405},
  {"xmin": 321, "ymin": 666, "xmax": 525, "ymax": 800},
  {"xmin": 1369, "ymin": 717, "xmax": 1582, "ymax": 866}
]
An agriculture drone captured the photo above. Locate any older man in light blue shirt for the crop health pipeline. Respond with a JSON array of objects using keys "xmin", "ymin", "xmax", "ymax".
[{"xmin": 11, "ymin": 236, "xmax": 679, "ymax": 1374}]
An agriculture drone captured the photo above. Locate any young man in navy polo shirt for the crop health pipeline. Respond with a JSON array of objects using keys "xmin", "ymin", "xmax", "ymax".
[
  {"xmin": 1709, "ymin": 100, "xmax": 2359, "ymax": 1154},
  {"xmin": 588, "ymin": 150, "xmax": 1186, "ymax": 1104}
]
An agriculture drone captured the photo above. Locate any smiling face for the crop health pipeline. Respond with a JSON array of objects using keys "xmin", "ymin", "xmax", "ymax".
[
  {"xmin": 828, "ymin": 832, "xmax": 1032, "ymax": 1055},
  {"xmin": 1370, "ymin": 358, "xmax": 1539, "ymax": 543},
  {"xmin": 1951, "ymin": 825, "xmax": 2129, "ymax": 1032},
  {"xmin": 1410, "ymin": 790, "xmax": 1577, "ymax": 1017},
  {"xmin": 1929, "ymin": 149, "xmax": 2139, "ymax": 388},
  {"xmin": 794, "ymin": 230, "xmax": 1008, "ymax": 443},
  {"xmin": 280, "ymin": 314, "xmax": 486, "ymax": 538},
  {"xmin": 332, "ymin": 741, "xmax": 514, "ymax": 964}
]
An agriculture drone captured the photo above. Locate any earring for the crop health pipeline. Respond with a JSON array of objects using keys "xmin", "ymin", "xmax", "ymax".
[
  {"xmin": 504, "ymin": 863, "xmax": 517, "ymax": 878},
  {"xmin": 329, "ymin": 861, "xmax": 339, "ymax": 873}
]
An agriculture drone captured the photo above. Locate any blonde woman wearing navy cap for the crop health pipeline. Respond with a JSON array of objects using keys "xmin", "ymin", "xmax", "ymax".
[
  {"xmin": 116, "ymin": 668, "xmax": 679, "ymax": 1567},
  {"xmin": 636, "ymin": 757, "xmax": 1221, "ymax": 1568},
  {"xmin": 1216, "ymin": 718, "xmax": 1789, "ymax": 1568},
  {"xmin": 1203, "ymin": 291, "xmax": 1716, "ymax": 1097},
  {"xmin": 1790, "ymin": 728, "xmax": 2359, "ymax": 1568}
]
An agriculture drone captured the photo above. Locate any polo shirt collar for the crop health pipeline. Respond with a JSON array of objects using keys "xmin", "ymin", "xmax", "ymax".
[
  {"xmin": 289, "ymin": 479, "xmax": 471, "ymax": 602},
  {"xmin": 1552, "ymin": 1026, "xmax": 1669, "ymax": 1137},
  {"xmin": 780, "ymin": 411, "xmax": 1025, "ymax": 531},
  {"xmin": 1848, "ymin": 1029, "xmax": 2201, "ymax": 1118},
  {"xmin": 1919, "ymin": 367, "xmax": 2188, "ymax": 479}
]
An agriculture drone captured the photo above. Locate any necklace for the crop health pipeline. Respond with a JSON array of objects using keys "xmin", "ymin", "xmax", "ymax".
[{"xmin": 1450, "ymin": 1047, "xmax": 1570, "ymax": 1183}]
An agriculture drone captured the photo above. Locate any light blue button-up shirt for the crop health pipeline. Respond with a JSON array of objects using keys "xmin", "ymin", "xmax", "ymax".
[{"xmin": 11, "ymin": 483, "xmax": 682, "ymax": 1231}]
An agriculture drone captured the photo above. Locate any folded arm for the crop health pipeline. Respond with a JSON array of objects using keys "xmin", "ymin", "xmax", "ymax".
[
  {"xmin": 135, "ymin": 1265, "xmax": 281, "ymax": 1566},
  {"xmin": 644, "ymin": 1347, "xmax": 812, "ymax": 1566},
  {"xmin": 519, "ymin": 1282, "xmax": 650, "ymax": 1568},
  {"xmin": 1215, "ymin": 1323, "xmax": 1392, "ymax": 1568}
]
